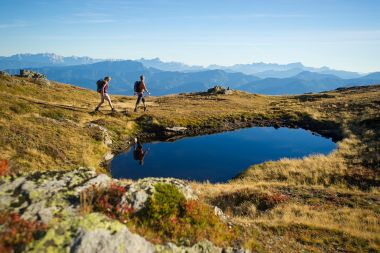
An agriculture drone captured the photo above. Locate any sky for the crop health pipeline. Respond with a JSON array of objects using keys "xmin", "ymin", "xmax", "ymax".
[{"xmin": 0, "ymin": 0, "xmax": 379, "ymax": 72}]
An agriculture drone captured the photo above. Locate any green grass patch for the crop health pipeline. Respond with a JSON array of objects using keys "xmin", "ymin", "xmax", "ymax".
[
  {"xmin": 41, "ymin": 110, "xmax": 66, "ymax": 121},
  {"xmin": 9, "ymin": 101, "xmax": 32, "ymax": 114}
]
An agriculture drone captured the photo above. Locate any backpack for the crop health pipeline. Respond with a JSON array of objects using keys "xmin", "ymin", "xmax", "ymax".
[
  {"xmin": 134, "ymin": 81, "xmax": 142, "ymax": 92},
  {"xmin": 96, "ymin": 79, "xmax": 105, "ymax": 93},
  {"xmin": 133, "ymin": 149, "xmax": 139, "ymax": 160}
]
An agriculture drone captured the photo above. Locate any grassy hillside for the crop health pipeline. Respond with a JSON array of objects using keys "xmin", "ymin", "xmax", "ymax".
[{"xmin": 1, "ymin": 75, "xmax": 379, "ymax": 252}]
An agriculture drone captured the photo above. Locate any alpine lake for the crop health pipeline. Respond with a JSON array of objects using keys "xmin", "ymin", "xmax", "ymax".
[{"xmin": 111, "ymin": 127, "xmax": 336, "ymax": 183}]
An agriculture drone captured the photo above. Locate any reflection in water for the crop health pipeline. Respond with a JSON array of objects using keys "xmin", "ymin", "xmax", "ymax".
[{"xmin": 133, "ymin": 141, "xmax": 148, "ymax": 166}]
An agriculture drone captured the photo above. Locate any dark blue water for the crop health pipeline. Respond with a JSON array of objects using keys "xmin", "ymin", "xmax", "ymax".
[{"xmin": 111, "ymin": 127, "xmax": 336, "ymax": 183}]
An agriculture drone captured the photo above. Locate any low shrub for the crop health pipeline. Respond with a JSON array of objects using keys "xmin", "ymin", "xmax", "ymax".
[
  {"xmin": 80, "ymin": 182, "xmax": 133, "ymax": 222},
  {"xmin": 81, "ymin": 183, "xmax": 239, "ymax": 247},
  {"xmin": 211, "ymin": 190, "xmax": 289, "ymax": 216},
  {"xmin": 0, "ymin": 212, "xmax": 47, "ymax": 253},
  {"xmin": 133, "ymin": 183, "xmax": 236, "ymax": 247},
  {"xmin": 0, "ymin": 160, "xmax": 9, "ymax": 176},
  {"xmin": 145, "ymin": 183, "xmax": 186, "ymax": 221}
]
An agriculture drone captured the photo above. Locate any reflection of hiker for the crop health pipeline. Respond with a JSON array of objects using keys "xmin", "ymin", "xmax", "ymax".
[
  {"xmin": 134, "ymin": 75, "xmax": 150, "ymax": 112},
  {"xmin": 95, "ymin": 76, "xmax": 115, "ymax": 112},
  {"xmin": 133, "ymin": 140, "xmax": 148, "ymax": 166}
]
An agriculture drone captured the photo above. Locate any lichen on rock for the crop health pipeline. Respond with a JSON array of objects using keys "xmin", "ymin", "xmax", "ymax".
[
  {"xmin": 0, "ymin": 168, "xmax": 239, "ymax": 253},
  {"xmin": 121, "ymin": 177, "xmax": 197, "ymax": 212}
]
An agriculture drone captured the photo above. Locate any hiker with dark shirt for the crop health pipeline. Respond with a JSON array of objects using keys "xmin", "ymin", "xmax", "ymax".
[
  {"xmin": 133, "ymin": 140, "xmax": 148, "ymax": 166},
  {"xmin": 134, "ymin": 75, "xmax": 150, "ymax": 112},
  {"xmin": 95, "ymin": 76, "xmax": 115, "ymax": 112}
]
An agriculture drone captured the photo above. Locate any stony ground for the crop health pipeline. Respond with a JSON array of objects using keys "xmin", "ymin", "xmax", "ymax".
[{"xmin": 0, "ymin": 168, "xmax": 241, "ymax": 253}]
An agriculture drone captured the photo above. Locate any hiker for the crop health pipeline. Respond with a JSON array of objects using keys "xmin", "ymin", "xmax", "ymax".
[
  {"xmin": 133, "ymin": 140, "xmax": 148, "ymax": 166},
  {"xmin": 134, "ymin": 75, "xmax": 150, "ymax": 112},
  {"xmin": 95, "ymin": 76, "xmax": 115, "ymax": 112}
]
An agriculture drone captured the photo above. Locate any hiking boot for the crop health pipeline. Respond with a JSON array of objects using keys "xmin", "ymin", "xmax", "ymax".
[
  {"xmin": 143, "ymin": 106, "xmax": 147, "ymax": 112},
  {"xmin": 134, "ymin": 108, "xmax": 137, "ymax": 112},
  {"xmin": 111, "ymin": 108, "xmax": 115, "ymax": 113},
  {"xmin": 94, "ymin": 107, "xmax": 99, "ymax": 112}
]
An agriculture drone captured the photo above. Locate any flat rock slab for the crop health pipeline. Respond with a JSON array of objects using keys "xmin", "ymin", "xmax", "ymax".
[{"xmin": 165, "ymin": 126, "xmax": 188, "ymax": 132}]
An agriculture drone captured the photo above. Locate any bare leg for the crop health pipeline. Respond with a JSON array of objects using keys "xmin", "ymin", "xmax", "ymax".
[
  {"xmin": 134, "ymin": 94, "xmax": 142, "ymax": 112},
  {"xmin": 142, "ymin": 97, "xmax": 147, "ymax": 111},
  {"xmin": 95, "ymin": 93, "xmax": 105, "ymax": 110},
  {"xmin": 104, "ymin": 93, "xmax": 114, "ymax": 110}
]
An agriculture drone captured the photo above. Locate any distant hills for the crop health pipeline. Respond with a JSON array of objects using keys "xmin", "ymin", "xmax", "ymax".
[
  {"xmin": 137, "ymin": 58, "xmax": 204, "ymax": 72},
  {"xmin": 0, "ymin": 53, "xmax": 364, "ymax": 78},
  {"xmin": 2, "ymin": 53, "xmax": 379, "ymax": 95},
  {"xmin": 0, "ymin": 53, "xmax": 102, "ymax": 69},
  {"xmin": 5, "ymin": 60, "xmax": 259, "ymax": 95},
  {"xmin": 240, "ymin": 71, "xmax": 380, "ymax": 95},
  {"xmin": 208, "ymin": 62, "xmax": 362, "ymax": 79}
]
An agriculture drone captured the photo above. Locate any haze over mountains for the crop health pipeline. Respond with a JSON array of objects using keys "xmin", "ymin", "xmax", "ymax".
[
  {"xmin": 0, "ymin": 53, "xmax": 101, "ymax": 69},
  {"xmin": 2, "ymin": 53, "xmax": 379, "ymax": 95}
]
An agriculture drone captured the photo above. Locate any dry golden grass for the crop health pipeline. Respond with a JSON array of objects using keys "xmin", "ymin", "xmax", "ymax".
[
  {"xmin": 254, "ymin": 204, "xmax": 380, "ymax": 240},
  {"xmin": 192, "ymin": 181, "xmax": 380, "ymax": 251}
]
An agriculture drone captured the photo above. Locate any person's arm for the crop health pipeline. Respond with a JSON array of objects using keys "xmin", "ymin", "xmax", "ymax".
[
  {"xmin": 142, "ymin": 81, "xmax": 150, "ymax": 94},
  {"xmin": 102, "ymin": 82, "xmax": 107, "ymax": 95}
]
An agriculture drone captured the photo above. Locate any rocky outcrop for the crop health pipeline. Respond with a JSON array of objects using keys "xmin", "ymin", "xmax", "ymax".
[
  {"xmin": 69, "ymin": 213, "xmax": 155, "ymax": 253},
  {"xmin": 87, "ymin": 122, "xmax": 114, "ymax": 163},
  {"xmin": 19, "ymin": 69, "xmax": 47, "ymax": 79},
  {"xmin": 207, "ymin": 86, "xmax": 234, "ymax": 95},
  {"xmin": 18, "ymin": 69, "xmax": 50, "ymax": 85},
  {"xmin": 0, "ymin": 168, "xmax": 110, "ymax": 223},
  {"xmin": 165, "ymin": 126, "xmax": 188, "ymax": 133},
  {"xmin": 122, "ymin": 177, "xmax": 197, "ymax": 211},
  {"xmin": 87, "ymin": 123, "xmax": 113, "ymax": 147},
  {"xmin": 0, "ymin": 168, "xmax": 238, "ymax": 253},
  {"xmin": 0, "ymin": 70, "xmax": 11, "ymax": 77}
]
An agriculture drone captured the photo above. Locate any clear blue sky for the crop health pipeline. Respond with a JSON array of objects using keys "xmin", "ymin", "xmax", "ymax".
[{"xmin": 0, "ymin": 0, "xmax": 379, "ymax": 72}]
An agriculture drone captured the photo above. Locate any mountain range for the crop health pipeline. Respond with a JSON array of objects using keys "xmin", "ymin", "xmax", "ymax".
[
  {"xmin": 5, "ymin": 61, "xmax": 259, "ymax": 95},
  {"xmin": 0, "ymin": 53, "xmax": 364, "ymax": 78},
  {"xmin": 0, "ymin": 53, "xmax": 103, "ymax": 69},
  {"xmin": 2, "ymin": 53, "xmax": 379, "ymax": 95}
]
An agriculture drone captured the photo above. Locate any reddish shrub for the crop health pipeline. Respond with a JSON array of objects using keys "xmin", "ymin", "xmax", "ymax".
[
  {"xmin": 258, "ymin": 192, "xmax": 289, "ymax": 211},
  {"xmin": 0, "ymin": 212, "xmax": 47, "ymax": 253},
  {"xmin": 80, "ymin": 182, "xmax": 133, "ymax": 222},
  {"xmin": 0, "ymin": 160, "xmax": 9, "ymax": 176},
  {"xmin": 270, "ymin": 192, "xmax": 289, "ymax": 204}
]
